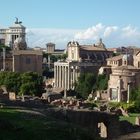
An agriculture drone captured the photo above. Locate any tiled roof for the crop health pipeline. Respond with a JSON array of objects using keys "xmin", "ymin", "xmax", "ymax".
[
  {"xmin": 80, "ymin": 45, "xmax": 107, "ymax": 51},
  {"xmin": 106, "ymin": 55, "xmax": 123, "ymax": 61},
  {"xmin": 114, "ymin": 65, "xmax": 138, "ymax": 70},
  {"xmin": 13, "ymin": 50, "xmax": 42, "ymax": 55}
]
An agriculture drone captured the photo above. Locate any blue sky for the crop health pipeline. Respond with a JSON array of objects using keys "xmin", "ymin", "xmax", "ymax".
[{"xmin": 0, "ymin": 0, "xmax": 140, "ymax": 48}]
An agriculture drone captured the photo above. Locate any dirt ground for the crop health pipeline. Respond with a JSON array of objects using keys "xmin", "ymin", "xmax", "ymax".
[{"xmin": 114, "ymin": 132, "xmax": 140, "ymax": 140}]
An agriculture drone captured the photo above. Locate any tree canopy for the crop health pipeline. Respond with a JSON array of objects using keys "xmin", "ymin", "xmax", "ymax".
[
  {"xmin": 129, "ymin": 87, "xmax": 140, "ymax": 112},
  {"xmin": 0, "ymin": 71, "xmax": 43, "ymax": 96},
  {"xmin": 75, "ymin": 73, "xmax": 108, "ymax": 99}
]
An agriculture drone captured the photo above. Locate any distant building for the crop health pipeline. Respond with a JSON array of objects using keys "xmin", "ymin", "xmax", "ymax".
[
  {"xmin": 0, "ymin": 19, "xmax": 42, "ymax": 75},
  {"xmin": 13, "ymin": 50, "xmax": 42, "ymax": 74},
  {"xmin": 0, "ymin": 18, "xmax": 26, "ymax": 48},
  {"xmin": 46, "ymin": 42, "xmax": 65, "ymax": 55},
  {"xmin": 54, "ymin": 39, "xmax": 113, "ymax": 90},
  {"xmin": 107, "ymin": 53, "xmax": 140, "ymax": 102}
]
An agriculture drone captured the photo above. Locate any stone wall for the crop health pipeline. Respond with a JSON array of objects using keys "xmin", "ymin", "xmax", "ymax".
[{"xmin": 48, "ymin": 108, "xmax": 120, "ymax": 139}]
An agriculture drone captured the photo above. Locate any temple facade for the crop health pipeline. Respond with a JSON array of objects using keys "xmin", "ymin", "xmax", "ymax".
[{"xmin": 54, "ymin": 39, "xmax": 113, "ymax": 90}]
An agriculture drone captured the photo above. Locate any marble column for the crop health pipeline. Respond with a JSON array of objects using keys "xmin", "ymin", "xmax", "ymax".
[
  {"xmin": 56, "ymin": 66, "xmax": 58, "ymax": 87},
  {"xmin": 127, "ymin": 83, "xmax": 130, "ymax": 103},
  {"xmin": 117, "ymin": 87, "xmax": 121, "ymax": 102},
  {"xmin": 54, "ymin": 65, "xmax": 56, "ymax": 87},
  {"xmin": 62, "ymin": 66, "xmax": 64, "ymax": 88},
  {"xmin": 59, "ymin": 66, "xmax": 61, "ymax": 88},
  {"xmin": 68, "ymin": 66, "xmax": 70, "ymax": 90},
  {"xmin": 70, "ymin": 68, "xmax": 73, "ymax": 89},
  {"xmin": 73, "ymin": 67, "xmax": 75, "ymax": 88},
  {"xmin": 64, "ymin": 66, "xmax": 67, "ymax": 90}
]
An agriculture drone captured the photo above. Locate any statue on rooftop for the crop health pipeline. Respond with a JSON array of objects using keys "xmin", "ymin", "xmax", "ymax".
[
  {"xmin": 15, "ymin": 17, "xmax": 18, "ymax": 24},
  {"xmin": 15, "ymin": 17, "xmax": 22, "ymax": 24}
]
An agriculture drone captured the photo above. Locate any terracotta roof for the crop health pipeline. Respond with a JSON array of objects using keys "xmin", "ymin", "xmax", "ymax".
[
  {"xmin": 114, "ymin": 65, "xmax": 138, "ymax": 70},
  {"xmin": 107, "ymin": 48, "xmax": 118, "ymax": 51},
  {"xmin": 106, "ymin": 55, "xmax": 123, "ymax": 61},
  {"xmin": 80, "ymin": 45, "xmax": 107, "ymax": 51},
  {"xmin": 13, "ymin": 50, "xmax": 42, "ymax": 55}
]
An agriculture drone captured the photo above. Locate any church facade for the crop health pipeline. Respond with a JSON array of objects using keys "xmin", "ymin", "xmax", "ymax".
[{"xmin": 54, "ymin": 39, "xmax": 113, "ymax": 90}]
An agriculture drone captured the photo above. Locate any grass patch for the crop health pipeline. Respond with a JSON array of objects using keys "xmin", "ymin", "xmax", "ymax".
[
  {"xmin": 119, "ymin": 113, "xmax": 140, "ymax": 124},
  {"xmin": 0, "ymin": 108, "xmax": 95, "ymax": 140}
]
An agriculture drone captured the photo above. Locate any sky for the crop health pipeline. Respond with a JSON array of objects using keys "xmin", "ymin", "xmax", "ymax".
[{"xmin": 0, "ymin": 0, "xmax": 140, "ymax": 48}]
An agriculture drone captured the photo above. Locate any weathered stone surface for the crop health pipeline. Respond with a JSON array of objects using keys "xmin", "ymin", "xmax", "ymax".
[{"xmin": 47, "ymin": 108, "xmax": 120, "ymax": 139}]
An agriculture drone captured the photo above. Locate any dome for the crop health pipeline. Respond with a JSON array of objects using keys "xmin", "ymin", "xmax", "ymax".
[
  {"xmin": 13, "ymin": 37, "xmax": 27, "ymax": 50},
  {"xmin": 98, "ymin": 38, "xmax": 106, "ymax": 50}
]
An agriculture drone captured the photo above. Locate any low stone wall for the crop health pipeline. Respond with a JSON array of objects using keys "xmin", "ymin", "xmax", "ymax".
[{"xmin": 48, "ymin": 108, "xmax": 120, "ymax": 139}]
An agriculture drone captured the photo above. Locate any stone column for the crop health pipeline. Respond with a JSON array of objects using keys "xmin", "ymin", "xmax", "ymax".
[
  {"xmin": 127, "ymin": 83, "xmax": 130, "ymax": 103},
  {"xmin": 75, "ymin": 66, "xmax": 78, "ymax": 81},
  {"xmin": 117, "ymin": 78, "xmax": 121, "ymax": 102},
  {"xmin": 61, "ymin": 66, "xmax": 64, "ymax": 88},
  {"xmin": 64, "ymin": 66, "xmax": 66, "ymax": 90},
  {"xmin": 70, "ymin": 67, "xmax": 73, "ymax": 89},
  {"xmin": 48, "ymin": 55, "xmax": 51, "ymax": 69},
  {"xmin": 59, "ymin": 66, "xmax": 61, "ymax": 88},
  {"xmin": 56, "ymin": 66, "xmax": 59, "ymax": 87},
  {"xmin": 68, "ymin": 66, "xmax": 70, "ymax": 90},
  {"xmin": 73, "ymin": 67, "xmax": 75, "ymax": 89},
  {"xmin": 54, "ymin": 65, "xmax": 56, "ymax": 87},
  {"xmin": 108, "ymin": 88, "xmax": 111, "ymax": 101},
  {"xmin": 117, "ymin": 87, "xmax": 121, "ymax": 102}
]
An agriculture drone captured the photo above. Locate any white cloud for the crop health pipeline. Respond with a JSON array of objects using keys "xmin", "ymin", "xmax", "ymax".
[
  {"xmin": 122, "ymin": 25, "xmax": 140, "ymax": 38},
  {"xmin": 103, "ymin": 26, "xmax": 118, "ymax": 37},
  {"xmin": 74, "ymin": 23, "xmax": 104, "ymax": 40},
  {"xmin": 25, "ymin": 24, "xmax": 140, "ymax": 49},
  {"xmin": 26, "ymin": 28, "xmax": 80, "ymax": 49}
]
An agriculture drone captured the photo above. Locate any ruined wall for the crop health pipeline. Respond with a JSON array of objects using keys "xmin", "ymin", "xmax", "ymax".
[{"xmin": 49, "ymin": 108, "xmax": 120, "ymax": 139}]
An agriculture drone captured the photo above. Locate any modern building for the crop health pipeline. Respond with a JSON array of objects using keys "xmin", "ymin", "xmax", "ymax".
[{"xmin": 54, "ymin": 39, "xmax": 113, "ymax": 90}]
